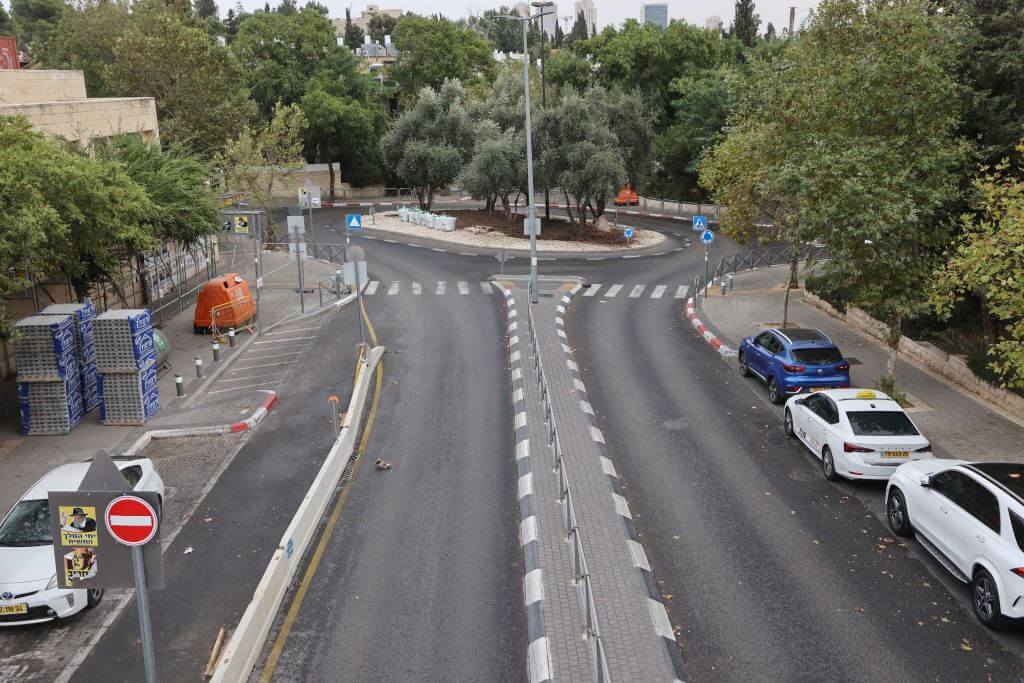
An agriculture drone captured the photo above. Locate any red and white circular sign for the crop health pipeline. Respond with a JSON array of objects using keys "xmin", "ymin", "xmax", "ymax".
[{"xmin": 104, "ymin": 496, "xmax": 158, "ymax": 546}]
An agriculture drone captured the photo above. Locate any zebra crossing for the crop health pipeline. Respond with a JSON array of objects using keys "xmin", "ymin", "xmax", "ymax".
[{"xmin": 357, "ymin": 280, "xmax": 691, "ymax": 301}]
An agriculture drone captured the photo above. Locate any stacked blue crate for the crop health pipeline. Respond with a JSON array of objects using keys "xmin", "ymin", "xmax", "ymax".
[
  {"xmin": 14, "ymin": 315, "xmax": 84, "ymax": 435},
  {"xmin": 38, "ymin": 302, "xmax": 99, "ymax": 412},
  {"xmin": 95, "ymin": 309, "xmax": 160, "ymax": 425}
]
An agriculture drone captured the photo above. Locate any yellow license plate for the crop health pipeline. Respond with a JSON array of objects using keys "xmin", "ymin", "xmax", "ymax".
[
  {"xmin": 883, "ymin": 451, "xmax": 909, "ymax": 459},
  {"xmin": 810, "ymin": 387, "xmax": 827, "ymax": 392},
  {"xmin": 0, "ymin": 604, "xmax": 27, "ymax": 615}
]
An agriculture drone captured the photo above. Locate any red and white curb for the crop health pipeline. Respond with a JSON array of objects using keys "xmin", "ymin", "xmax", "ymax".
[
  {"xmin": 685, "ymin": 298, "xmax": 737, "ymax": 358},
  {"xmin": 123, "ymin": 390, "xmax": 278, "ymax": 456}
]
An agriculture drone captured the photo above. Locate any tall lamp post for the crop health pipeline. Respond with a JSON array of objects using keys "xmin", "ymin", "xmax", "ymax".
[{"xmin": 533, "ymin": 1, "xmax": 553, "ymax": 222}]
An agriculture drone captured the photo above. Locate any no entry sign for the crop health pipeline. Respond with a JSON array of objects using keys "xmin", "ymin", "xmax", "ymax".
[{"xmin": 105, "ymin": 495, "xmax": 158, "ymax": 546}]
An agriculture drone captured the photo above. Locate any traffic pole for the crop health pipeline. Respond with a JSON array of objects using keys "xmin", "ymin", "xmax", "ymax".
[
  {"xmin": 355, "ymin": 264, "xmax": 366, "ymax": 347},
  {"xmin": 132, "ymin": 546, "xmax": 158, "ymax": 683},
  {"xmin": 704, "ymin": 244, "xmax": 709, "ymax": 301}
]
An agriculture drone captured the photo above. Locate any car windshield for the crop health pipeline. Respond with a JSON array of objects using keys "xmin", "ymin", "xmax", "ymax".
[
  {"xmin": 0, "ymin": 500, "xmax": 53, "ymax": 546},
  {"xmin": 791, "ymin": 347, "xmax": 842, "ymax": 364},
  {"xmin": 846, "ymin": 411, "xmax": 919, "ymax": 436}
]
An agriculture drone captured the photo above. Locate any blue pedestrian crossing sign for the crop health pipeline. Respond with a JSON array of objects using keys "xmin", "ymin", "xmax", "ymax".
[
  {"xmin": 692, "ymin": 214, "xmax": 708, "ymax": 231},
  {"xmin": 700, "ymin": 229, "xmax": 715, "ymax": 245},
  {"xmin": 623, "ymin": 227, "xmax": 634, "ymax": 239},
  {"xmin": 346, "ymin": 213, "xmax": 363, "ymax": 231}
]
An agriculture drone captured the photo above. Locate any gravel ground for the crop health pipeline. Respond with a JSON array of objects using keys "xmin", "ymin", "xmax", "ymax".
[{"xmin": 368, "ymin": 212, "xmax": 667, "ymax": 252}]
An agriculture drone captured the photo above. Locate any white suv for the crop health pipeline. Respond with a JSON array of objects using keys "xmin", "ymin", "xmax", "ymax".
[{"xmin": 887, "ymin": 460, "xmax": 1024, "ymax": 628}]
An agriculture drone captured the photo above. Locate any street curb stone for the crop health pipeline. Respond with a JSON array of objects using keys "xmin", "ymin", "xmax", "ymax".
[{"xmin": 685, "ymin": 297, "xmax": 737, "ymax": 358}]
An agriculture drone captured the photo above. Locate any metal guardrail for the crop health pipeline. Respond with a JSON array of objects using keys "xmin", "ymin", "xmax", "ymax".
[
  {"xmin": 306, "ymin": 242, "xmax": 349, "ymax": 265},
  {"xmin": 527, "ymin": 305, "xmax": 611, "ymax": 683},
  {"xmin": 691, "ymin": 244, "xmax": 829, "ymax": 305}
]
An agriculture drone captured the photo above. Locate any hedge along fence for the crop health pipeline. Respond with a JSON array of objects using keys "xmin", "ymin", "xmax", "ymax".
[{"xmin": 803, "ymin": 291, "xmax": 1024, "ymax": 424}]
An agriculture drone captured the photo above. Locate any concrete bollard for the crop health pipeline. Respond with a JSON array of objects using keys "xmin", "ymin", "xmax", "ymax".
[
  {"xmin": 720, "ymin": 279, "xmax": 727, "ymax": 296},
  {"xmin": 228, "ymin": 328, "xmax": 237, "ymax": 348},
  {"xmin": 195, "ymin": 356, "xmax": 204, "ymax": 378},
  {"xmin": 328, "ymin": 395, "xmax": 340, "ymax": 438},
  {"xmin": 212, "ymin": 341, "xmax": 221, "ymax": 362},
  {"xmin": 175, "ymin": 374, "xmax": 185, "ymax": 397},
  {"xmin": 728, "ymin": 273, "xmax": 735, "ymax": 290}
]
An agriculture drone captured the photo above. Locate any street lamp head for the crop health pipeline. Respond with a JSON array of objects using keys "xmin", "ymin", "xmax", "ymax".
[{"xmin": 531, "ymin": 1, "xmax": 555, "ymax": 6}]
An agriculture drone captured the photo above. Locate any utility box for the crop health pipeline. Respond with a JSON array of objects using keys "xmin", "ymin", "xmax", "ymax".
[{"xmin": 194, "ymin": 274, "xmax": 255, "ymax": 334}]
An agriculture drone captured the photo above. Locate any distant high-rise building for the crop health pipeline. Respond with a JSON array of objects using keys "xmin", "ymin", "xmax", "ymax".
[
  {"xmin": 705, "ymin": 15, "xmax": 724, "ymax": 30},
  {"xmin": 515, "ymin": 2, "xmax": 530, "ymax": 18},
  {"xmin": 574, "ymin": 0, "xmax": 597, "ymax": 36},
  {"xmin": 541, "ymin": 2, "xmax": 558, "ymax": 38},
  {"xmin": 642, "ymin": 3, "xmax": 669, "ymax": 29}
]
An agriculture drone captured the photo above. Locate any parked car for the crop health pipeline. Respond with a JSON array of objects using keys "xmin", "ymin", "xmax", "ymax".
[
  {"xmin": 887, "ymin": 460, "xmax": 1024, "ymax": 629},
  {"xmin": 0, "ymin": 458, "xmax": 164, "ymax": 626},
  {"xmin": 739, "ymin": 328, "xmax": 851, "ymax": 403},
  {"xmin": 784, "ymin": 388, "xmax": 931, "ymax": 481}
]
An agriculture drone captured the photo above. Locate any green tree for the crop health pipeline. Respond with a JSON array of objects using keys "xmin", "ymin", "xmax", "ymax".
[
  {"xmin": 479, "ymin": 7, "xmax": 518, "ymax": 54},
  {"xmin": 110, "ymin": 3, "xmax": 255, "ymax": 156},
  {"xmin": 300, "ymin": 89, "xmax": 386, "ymax": 193},
  {"xmin": 732, "ymin": 0, "xmax": 760, "ymax": 48},
  {"xmin": 380, "ymin": 80, "xmax": 475, "ymax": 209},
  {"xmin": 10, "ymin": 0, "xmax": 65, "ymax": 53},
  {"xmin": 43, "ymin": 0, "xmax": 131, "ymax": 96},
  {"xmin": 458, "ymin": 128, "xmax": 523, "ymax": 218},
  {"xmin": 763, "ymin": 22, "xmax": 776, "ymax": 41},
  {"xmin": 367, "ymin": 12, "xmax": 398, "ymax": 43},
  {"xmin": 553, "ymin": 21, "xmax": 564, "ymax": 48},
  {"xmin": 194, "ymin": 0, "xmax": 218, "ymax": 19},
  {"xmin": 593, "ymin": 87, "xmax": 657, "ymax": 193},
  {"xmin": 932, "ymin": 145, "xmax": 1024, "ymax": 390},
  {"xmin": 223, "ymin": 4, "xmax": 247, "ymax": 41},
  {"xmin": 0, "ymin": 4, "xmax": 15, "ymax": 35},
  {"xmin": 275, "ymin": 0, "xmax": 296, "ymax": 15},
  {"xmin": 389, "ymin": 16, "xmax": 494, "ymax": 95},
  {"xmin": 218, "ymin": 103, "xmax": 307, "ymax": 239},
  {"xmin": 95, "ymin": 135, "xmax": 220, "ymax": 247},
  {"xmin": 546, "ymin": 50, "xmax": 592, "ymax": 91},
  {"xmin": 343, "ymin": 8, "xmax": 363, "ymax": 50},
  {"xmin": 566, "ymin": 10, "xmax": 588, "ymax": 44},
  {"xmin": 538, "ymin": 88, "xmax": 627, "ymax": 234}
]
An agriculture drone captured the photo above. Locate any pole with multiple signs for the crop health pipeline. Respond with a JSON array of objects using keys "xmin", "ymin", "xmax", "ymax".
[{"xmin": 700, "ymin": 228, "xmax": 716, "ymax": 300}]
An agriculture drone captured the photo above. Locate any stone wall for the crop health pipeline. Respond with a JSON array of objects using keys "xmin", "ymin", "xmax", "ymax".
[
  {"xmin": 803, "ymin": 291, "xmax": 1024, "ymax": 419},
  {"xmin": 0, "ymin": 69, "xmax": 87, "ymax": 104},
  {"xmin": 0, "ymin": 97, "xmax": 159, "ymax": 147}
]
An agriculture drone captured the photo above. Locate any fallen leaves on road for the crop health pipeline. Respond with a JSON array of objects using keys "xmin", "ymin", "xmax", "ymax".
[
  {"xmin": 961, "ymin": 641, "xmax": 973, "ymax": 652},
  {"xmin": 183, "ymin": 547, "xmax": 194, "ymax": 554}
]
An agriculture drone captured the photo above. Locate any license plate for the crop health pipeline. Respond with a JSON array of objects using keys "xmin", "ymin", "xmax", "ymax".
[
  {"xmin": 0, "ymin": 604, "xmax": 27, "ymax": 615},
  {"xmin": 883, "ymin": 451, "xmax": 909, "ymax": 459},
  {"xmin": 810, "ymin": 387, "xmax": 827, "ymax": 392}
]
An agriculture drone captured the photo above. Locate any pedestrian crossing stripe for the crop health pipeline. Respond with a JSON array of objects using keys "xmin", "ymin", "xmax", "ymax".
[
  {"xmin": 604, "ymin": 284, "xmax": 623, "ymax": 298},
  {"xmin": 362, "ymin": 281, "xmax": 691, "ymax": 299}
]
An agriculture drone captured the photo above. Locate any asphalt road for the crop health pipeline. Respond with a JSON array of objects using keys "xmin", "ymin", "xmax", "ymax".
[
  {"xmin": 568, "ymin": 248, "xmax": 1024, "ymax": 679},
  {"xmin": 254, "ymin": 237, "xmax": 527, "ymax": 681}
]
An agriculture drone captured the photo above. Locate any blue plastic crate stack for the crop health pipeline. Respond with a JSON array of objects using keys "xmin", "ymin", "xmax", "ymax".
[
  {"xmin": 94, "ymin": 309, "xmax": 160, "ymax": 425},
  {"xmin": 38, "ymin": 302, "xmax": 99, "ymax": 412},
  {"xmin": 14, "ymin": 315, "xmax": 84, "ymax": 435}
]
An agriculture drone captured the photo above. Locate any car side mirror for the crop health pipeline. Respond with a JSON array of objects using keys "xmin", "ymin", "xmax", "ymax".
[{"xmin": 919, "ymin": 476, "xmax": 931, "ymax": 488}]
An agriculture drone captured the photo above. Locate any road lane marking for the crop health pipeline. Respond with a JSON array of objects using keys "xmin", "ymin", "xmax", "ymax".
[
  {"xmin": 215, "ymin": 371, "xmax": 287, "ymax": 383},
  {"xmin": 412, "ymin": 281, "xmax": 422, "ymax": 294},
  {"xmin": 603, "ymin": 284, "xmax": 623, "ymax": 298},
  {"xmin": 675, "ymin": 285, "xmax": 689, "ymax": 299},
  {"xmin": 583, "ymin": 285, "xmax": 602, "ymax": 297},
  {"xmin": 364, "ymin": 280, "xmax": 380, "ymax": 295},
  {"xmin": 628, "ymin": 285, "xmax": 646, "ymax": 298},
  {"xmin": 254, "ymin": 336, "xmax": 317, "ymax": 344},
  {"xmin": 387, "ymin": 282, "xmax": 400, "ymax": 295},
  {"xmin": 586, "ymin": 257, "xmax": 606, "ymax": 261},
  {"xmin": 226, "ymin": 361, "xmax": 295, "ymax": 371},
  {"xmin": 259, "ymin": 299, "xmax": 383, "ymax": 683},
  {"xmin": 261, "ymin": 326, "xmax": 322, "ymax": 336},
  {"xmin": 431, "ymin": 247, "xmax": 446, "ymax": 252},
  {"xmin": 233, "ymin": 351, "xmax": 303, "ymax": 362},
  {"xmin": 479, "ymin": 281, "xmax": 492, "ymax": 294},
  {"xmin": 650, "ymin": 285, "xmax": 666, "ymax": 299},
  {"xmin": 457, "ymin": 281, "xmax": 469, "ymax": 294},
  {"xmin": 383, "ymin": 239, "xmax": 398, "ymax": 243},
  {"xmin": 208, "ymin": 381, "xmax": 276, "ymax": 394}
]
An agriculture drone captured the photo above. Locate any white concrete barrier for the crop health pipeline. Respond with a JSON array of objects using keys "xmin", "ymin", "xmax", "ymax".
[{"xmin": 210, "ymin": 345, "xmax": 385, "ymax": 682}]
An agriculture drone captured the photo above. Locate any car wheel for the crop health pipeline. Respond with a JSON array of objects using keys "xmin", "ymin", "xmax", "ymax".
[
  {"xmin": 768, "ymin": 377, "xmax": 784, "ymax": 404},
  {"xmin": 821, "ymin": 446, "xmax": 841, "ymax": 482},
  {"xmin": 739, "ymin": 352, "xmax": 751, "ymax": 377},
  {"xmin": 972, "ymin": 570, "xmax": 1007, "ymax": 629},
  {"xmin": 87, "ymin": 588, "xmax": 104, "ymax": 608},
  {"xmin": 784, "ymin": 409, "xmax": 795, "ymax": 438},
  {"xmin": 886, "ymin": 488, "xmax": 913, "ymax": 537}
]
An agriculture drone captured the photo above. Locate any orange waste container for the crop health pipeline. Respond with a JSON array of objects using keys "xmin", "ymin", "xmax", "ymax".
[{"xmin": 193, "ymin": 274, "xmax": 254, "ymax": 334}]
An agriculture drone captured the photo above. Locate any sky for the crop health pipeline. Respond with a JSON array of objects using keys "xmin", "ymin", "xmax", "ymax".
[{"xmin": 231, "ymin": 0, "xmax": 816, "ymax": 36}]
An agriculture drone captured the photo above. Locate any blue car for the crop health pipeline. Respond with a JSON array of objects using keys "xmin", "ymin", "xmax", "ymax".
[{"xmin": 738, "ymin": 328, "xmax": 851, "ymax": 404}]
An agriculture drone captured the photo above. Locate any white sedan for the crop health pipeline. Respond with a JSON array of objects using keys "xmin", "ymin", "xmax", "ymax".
[
  {"xmin": 784, "ymin": 388, "xmax": 932, "ymax": 481},
  {"xmin": 0, "ymin": 457, "xmax": 164, "ymax": 626}
]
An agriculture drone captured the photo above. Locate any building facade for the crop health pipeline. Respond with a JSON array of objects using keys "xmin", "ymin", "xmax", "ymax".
[
  {"xmin": 574, "ymin": 0, "xmax": 597, "ymax": 37},
  {"xmin": 642, "ymin": 3, "xmax": 669, "ymax": 29},
  {"xmin": 0, "ymin": 69, "xmax": 158, "ymax": 148}
]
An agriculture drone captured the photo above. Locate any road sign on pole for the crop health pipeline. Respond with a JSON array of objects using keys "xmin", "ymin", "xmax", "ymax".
[
  {"xmin": 692, "ymin": 214, "xmax": 708, "ymax": 232},
  {"xmin": 346, "ymin": 214, "xmax": 363, "ymax": 231},
  {"xmin": 105, "ymin": 495, "xmax": 158, "ymax": 546},
  {"xmin": 700, "ymin": 229, "xmax": 715, "ymax": 245},
  {"xmin": 623, "ymin": 227, "xmax": 634, "ymax": 239}
]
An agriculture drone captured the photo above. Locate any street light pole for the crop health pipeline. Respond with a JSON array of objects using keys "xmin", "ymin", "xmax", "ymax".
[
  {"xmin": 521, "ymin": 17, "xmax": 540, "ymax": 304},
  {"xmin": 537, "ymin": 8, "xmax": 550, "ymax": 222}
]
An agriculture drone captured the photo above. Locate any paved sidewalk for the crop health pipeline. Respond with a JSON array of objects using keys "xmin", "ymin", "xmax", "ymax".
[
  {"xmin": 700, "ymin": 265, "xmax": 1024, "ymax": 462},
  {"xmin": 501, "ymin": 278, "xmax": 680, "ymax": 682}
]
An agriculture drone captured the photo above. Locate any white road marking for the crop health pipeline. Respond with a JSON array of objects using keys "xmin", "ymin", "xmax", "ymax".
[
  {"xmin": 435, "ymin": 281, "xmax": 446, "ymax": 294},
  {"xmin": 254, "ymin": 336, "xmax": 317, "ymax": 344},
  {"xmin": 479, "ymin": 281, "xmax": 492, "ymax": 294},
  {"xmin": 622, "ymin": 254, "xmax": 641, "ymax": 259},
  {"xmin": 383, "ymin": 239, "xmax": 398, "ymax": 243},
  {"xmin": 226, "ymin": 361, "xmax": 295, "ymax": 371},
  {"xmin": 675, "ymin": 285, "xmax": 689, "ymax": 299},
  {"xmin": 412, "ymin": 281, "xmax": 422, "ymax": 295},
  {"xmin": 629, "ymin": 285, "xmax": 646, "ymax": 298},
  {"xmin": 234, "ymin": 351, "xmax": 303, "ymax": 362},
  {"xmin": 364, "ymin": 280, "xmax": 380, "ymax": 295},
  {"xmin": 215, "ymin": 371, "xmax": 287, "ymax": 383},
  {"xmin": 457, "ymin": 281, "xmax": 469, "ymax": 294},
  {"xmin": 261, "ymin": 326, "xmax": 322, "ymax": 336},
  {"xmin": 387, "ymin": 282, "xmax": 401, "ymax": 295},
  {"xmin": 586, "ymin": 257, "xmax": 606, "ymax": 261},
  {"xmin": 432, "ymin": 247, "xmax": 446, "ymax": 252},
  {"xmin": 208, "ymin": 381, "xmax": 277, "ymax": 394},
  {"xmin": 650, "ymin": 285, "xmax": 667, "ymax": 299},
  {"xmin": 583, "ymin": 284, "xmax": 602, "ymax": 297},
  {"xmin": 603, "ymin": 284, "xmax": 623, "ymax": 298}
]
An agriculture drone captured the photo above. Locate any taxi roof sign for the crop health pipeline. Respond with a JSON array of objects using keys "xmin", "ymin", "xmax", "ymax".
[{"xmin": 855, "ymin": 390, "xmax": 877, "ymax": 399}]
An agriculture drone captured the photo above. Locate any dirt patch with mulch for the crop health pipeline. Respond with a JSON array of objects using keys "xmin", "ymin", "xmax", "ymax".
[{"xmin": 453, "ymin": 209, "xmax": 628, "ymax": 246}]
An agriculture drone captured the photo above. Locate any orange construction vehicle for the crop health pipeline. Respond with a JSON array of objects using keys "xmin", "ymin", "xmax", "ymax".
[
  {"xmin": 614, "ymin": 180, "xmax": 639, "ymax": 207},
  {"xmin": 193, "ymin": 274, "xmax": 256, "ymax": 335}
]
